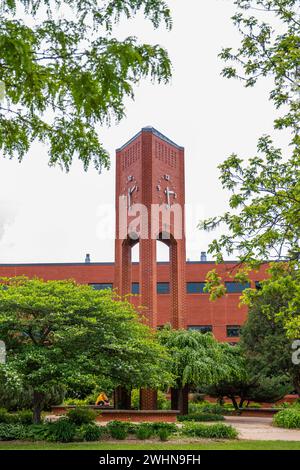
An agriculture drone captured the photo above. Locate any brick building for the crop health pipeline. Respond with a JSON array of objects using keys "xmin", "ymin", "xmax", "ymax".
[{"xmin": 0, "ymin": 128, "xmax": 268, "ymax": 344}]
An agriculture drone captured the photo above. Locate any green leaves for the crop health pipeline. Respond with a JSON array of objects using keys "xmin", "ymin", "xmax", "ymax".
[
  {"xmin": 0, "ymin": 277, "xmax": 173, "ymax": 417},
  {"xmin": 0, "ymin": 0, "xmax": 172, "ymax": 170},
  {"xmin": 221, "ymin": 1, "xmax": 300, "ymax": 132},
  {"xmin": 157, "ymin": 328, "xmax": 237, "ymax": 388},
  {"xmin": 201, "ymin": 4, "xmax": 299, "ymax": 295}
]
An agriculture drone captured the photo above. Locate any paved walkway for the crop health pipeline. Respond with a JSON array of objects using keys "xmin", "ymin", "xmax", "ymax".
[{"xmin": 225, "ymin": 416, "xmax": 300, "ymax": 441}]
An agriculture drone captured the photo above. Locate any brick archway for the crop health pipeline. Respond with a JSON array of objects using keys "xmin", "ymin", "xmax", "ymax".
[
  {"xmin": 114, "ymin": 127, "xmax": 187, "ymax": 410},
  {"xmin": 157, "ymin": 232, "xmax": 186, "ymax": 330}
]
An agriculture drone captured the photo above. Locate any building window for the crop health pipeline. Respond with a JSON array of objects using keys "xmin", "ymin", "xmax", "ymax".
[
  {"xmin": 225, "ymin": 282, "xmax": 250, "ymax": 293},
  {"xmin": 187, "ymin": 282, "xmax": 206, "ymax": 294},
  {"xmin": 89, "ymin": 283, "xmax": 113, "ymax": 291},
  {"xmin": 132, "ymin": 283, "xmax": 140, "ymax": 294},
  {"xmin": 226, "ymin": 325, "xmax": 241, "ymax": 338},
  {"xmin": 157, "ymin": 282, "xmax": 170, "ymax": 294},
  {"xmin": 188, "ymin": 325, "xmax": 213, "ymax": 334}
]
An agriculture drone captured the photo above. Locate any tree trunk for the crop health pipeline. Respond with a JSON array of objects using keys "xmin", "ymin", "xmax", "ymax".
[
  {"xmin": 229, "ymin": 395, "xmax": 239, "ymax": 411},
  {"xmin": 217, "ymin": 396, "xmax": 225, "ymax": 406},
  {"xmin": 239, "ymin": 398, "xmax": 246, "ymax": 409},
  {"xmin": 33, "ymin": 391, "xmax": 44, "ymax": 424},
  {"xmin": 171, "ymin": 388, "xmax": 179, "ymax": 410},
  {"xmin": 292, "ymin": 376, "xmax": 300, "ymax": 396}
]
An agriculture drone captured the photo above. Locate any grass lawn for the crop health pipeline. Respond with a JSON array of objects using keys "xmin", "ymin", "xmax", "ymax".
[{"xmin": 0, "ymin": 440, "xmax": 300, "ymax": 450}]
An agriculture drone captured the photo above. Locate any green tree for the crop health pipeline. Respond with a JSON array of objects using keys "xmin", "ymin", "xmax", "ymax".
[
  {"xmin": 200, "ymin": 1, "xmax": 300, "ymax": 267},
  {"xmin": 0, "ymin": 381, "xmax": 65, "ymax": 411},
  {"xmin": 0, "ymin": 277, "xmax": 172, "ymax": 423},
  {"xmin": 206, "ymin": 374, "xmax": 290, "ymax": 410},
  {"xmin": 241, "ymin": 263, "xmax": 300, "ymax": 370},
  {"xmin": 157, "ymin": 328, "xmax": 241, "ymax": 414},
  {"xmin": 205, "ymin": 343, "xmax": 291, "ymax": 409},
  {"xmin": 0, "ymin": 0, "xmax": 172, "ymax": 170}
]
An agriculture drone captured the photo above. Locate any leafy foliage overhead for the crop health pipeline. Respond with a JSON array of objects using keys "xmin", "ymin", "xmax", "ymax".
[
  {"xmin": 0, "ymin": 0, "xmax": 172, "ymax": 170},
  {"xmin": 200, "ymin": 0, "xmax": 300, "ymax": 266}
]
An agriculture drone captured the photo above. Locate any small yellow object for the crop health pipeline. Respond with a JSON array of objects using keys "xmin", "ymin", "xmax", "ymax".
[{"xmin": 95, "ymin": 392, "xmax": 108, "ymax": 405}]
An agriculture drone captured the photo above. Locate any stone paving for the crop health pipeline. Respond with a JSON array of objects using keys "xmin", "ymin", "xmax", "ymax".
[{"xmin": 225, "ymin": 416, "xmax": 300, "ymax": 441}]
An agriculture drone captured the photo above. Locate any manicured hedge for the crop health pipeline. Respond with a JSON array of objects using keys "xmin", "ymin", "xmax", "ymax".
[
  {"xmin": 273, "ymin": 409, "xmax": 300, "ymax": 429},
  {"xmin": 182, "ymin": 422, "xmax": 238, "ymax": 439}
]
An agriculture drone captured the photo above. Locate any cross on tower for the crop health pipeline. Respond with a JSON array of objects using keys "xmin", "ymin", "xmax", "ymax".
[{"xmin": 114, "ymin": 127, "xmax": 187, "ymax": 410}]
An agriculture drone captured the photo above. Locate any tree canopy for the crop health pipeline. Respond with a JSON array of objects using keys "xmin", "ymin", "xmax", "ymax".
[
  {"xmin": 157, "ymin": 327, "xmax": 241, "ymax": 389},
  {"xmin": 205, "ymin": 341, "xmax": 291, "ymax": 409},
  {"xmin": 0, "ymin": 277, "xmax": 172, "ymax": 422},
  {"xmin": 242, "ymin": 263, "xmax": 300, "ymax": 356},
  {"xmin": 0, "ymin": 0, "xmax": 172, "ymax": 170},
  {"xmin": 200, "ymin": 0, "xmax": 300, "ymax": 268}
]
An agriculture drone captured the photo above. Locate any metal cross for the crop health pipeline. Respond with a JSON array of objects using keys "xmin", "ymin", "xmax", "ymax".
[
  {"xmin": 128, "ymin": 185, "xmax": 137, "ymax": 208},
  {"xmin": 164, "ymin": 187, "xmax": 176, "ymax": 207}
]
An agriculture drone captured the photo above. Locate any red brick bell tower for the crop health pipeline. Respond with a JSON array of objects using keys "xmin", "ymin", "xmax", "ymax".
[{"xmin": 114, "ymin": 127, "xmax": 187, "ymax": 409}]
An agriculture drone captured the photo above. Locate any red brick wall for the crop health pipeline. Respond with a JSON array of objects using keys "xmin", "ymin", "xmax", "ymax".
[
  {"xmin": 0, "ymin": 261, "xmax": 269, "ymax": 342},
  {"xmin": 0, "ymin": 129, "xmax": 271, "ymax": 342},
  {"xmin": 114, "ymin": 128, "xmax": 187, "ymax": 330}
]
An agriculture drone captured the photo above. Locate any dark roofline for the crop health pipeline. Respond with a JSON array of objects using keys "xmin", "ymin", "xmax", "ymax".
[
  {"xmin": 0, "ymin": 260, "xmax": 269, "ymax": 267},
  {"xmin": 116, "ymin": 127, "xmax": 184, "ymax": 152},
  {"xmin": 0, "ymin": 262, "xmax": 115, "ymax": 267}
]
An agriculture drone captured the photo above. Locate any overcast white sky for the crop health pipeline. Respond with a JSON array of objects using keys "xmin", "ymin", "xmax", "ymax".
[{"xmin": 0, "ymin": 1, "xmax": 286, "ymax": 263}]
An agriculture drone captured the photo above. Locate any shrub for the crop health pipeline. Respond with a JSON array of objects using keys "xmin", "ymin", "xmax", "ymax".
[
  {"xmin": 27, "ymin": 424, "xmax": 51, "ymax": 441},
  {"xmin": 0, "ymin": 409, "xmax": 33, "ymax": 425},
  {"xmin": 0, "ymin": 423, "xmax": 27, "ymax": 440},
  {"xmin": 158, "ymin": 428, "xmax": 170, "ymax": 441},
  {"xmin": 17, "ymin": 410, "xmax": 34, "ymax": 425},
  {"xmin": 190, "ymin": 393, "xmax": 206, "ymax": 403},
  {"xmin": 131, "ymin": 389, "xmax": 140, "ymax": 410},
  {"xmin": 245, "ymin": 402, "xmax": 261, "ymax": 409},
  {"xmin": 199, "ymin": 404, "xmax": 225, "ymax": 415},
  {"xmin": 157, "ymin": 391, "xmax": 171, "ymax": 410},
  {"xmin": 276, "ymin": 402, "xmax": 292, "ymax": 409},
  {"xmin": 67, "ymin": 407, "xmax": 97, "ymax": 425},
  {"xmin": 135, "ymin": 424, "xmax": 153, "ymax": 440},
  {"xmin": 178, "ymin": 413, "xmax": 224, "ymax": 422},
  {"xmin": 107, "ymin": 421, "xmax": 128, "ymax": 440},
  {"xmin": 182, "ymin": 423, "xmax": 238, "ymax": 439},
  {"xmin": 189, "ymin": 402, "xmax": 225, "ymax": 415},
  {"xmin": 126, "ymin": 422, "xmax": 139, "ymax": 434},
  {"xmin": 48, "ymin": 418, "xmax": 77, "ymax": 442},
  {"xmin": 273, "ymin": 409, "xmax": 300, "ymax": 429},
  {"xmin": 223, "ymin": 403, "xmax": 235, "ymax": 411},
  {"xmin": 79, "ymin": 423, "xmax": 103, "ymax": 441},
  {"xmin": 150, "ymin": 422, "xmax": 177, "ymax": 435},
  {"xmin": 0, "ymin": 408, "xmax": 11, "ymax": 424},
  {"xmin": 64, "ymin": 398, "xmax": 89, "ymax": 406}
]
